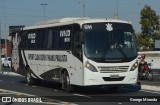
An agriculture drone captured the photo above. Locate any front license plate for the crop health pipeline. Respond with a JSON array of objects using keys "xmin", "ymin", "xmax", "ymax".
[{"xmin": 110, "ymin": 74, "xmax": 119, "ymax": 78}]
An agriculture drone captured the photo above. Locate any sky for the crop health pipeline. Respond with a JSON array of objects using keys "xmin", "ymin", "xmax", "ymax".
[{"xmin": 0, "ymin": 0, "xmax": 160, "ymax": 39}]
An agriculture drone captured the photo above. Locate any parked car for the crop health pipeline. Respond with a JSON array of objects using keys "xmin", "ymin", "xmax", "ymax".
[
  {"xmin": 1, "ymin": 55, "xmax": 6, "ymax": 65},
  {"xmin": 2, "ymin": 57, "xmax": 11, "ymax": 68}
]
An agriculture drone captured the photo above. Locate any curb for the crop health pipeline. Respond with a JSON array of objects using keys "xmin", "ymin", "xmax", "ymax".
[
  {"xmin": 0, "ymin": 72, "xmax": 22, "ymax": 76},
  {"xmin": 141, "ymin": 85, "xmax": 160, "ymax": 92}
]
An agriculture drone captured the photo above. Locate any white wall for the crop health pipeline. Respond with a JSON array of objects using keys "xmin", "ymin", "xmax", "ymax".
[{"xmin": 138, "ymin": 51, "xmax": 160, "ymax": 69}]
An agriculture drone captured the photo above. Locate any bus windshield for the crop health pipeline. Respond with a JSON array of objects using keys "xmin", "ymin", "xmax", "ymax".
[{"xmin": 83, "ymin": 22, "xmax": 137, "ymax": 63}]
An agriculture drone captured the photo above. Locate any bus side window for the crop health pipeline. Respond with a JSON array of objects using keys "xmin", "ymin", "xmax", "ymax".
[
  {"xmin": 74, "ymin": 32, "xmax": 82, "ymax": 60},
  {"xmin": 25, "ymin": 31, "xmax": 29, "ymax": 49},
  {"xmin": 19, "ymin": 31, "xmax": 25, "ymax": 48},
  {"xmin": 59, "ymin": 26, "xmax": 71, "ymax": 49},
  {"xmin": 29, "ymin": 30, "xmax": 36, "ymax": 49},
  {"xmin": 42, "ymin": 29, "xmax": 48, "ymax": 48},
  {"xmin": 53, "ymin": 30, "xmax": 59, "ymax": 49},
  {"xmin": 47, "ymin": 29, "xmax": 53, "ymax": 48},
  {"xmin": 37, "ymin": 30, "xmax": 42, "ymax": 48}
]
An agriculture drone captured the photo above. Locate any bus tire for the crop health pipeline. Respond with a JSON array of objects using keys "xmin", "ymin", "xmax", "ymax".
[
  {"xmin": 61, "ymin": 70, "xmax": 73, "ymax": 93},
  {"xmin": 26, "ymin": 67, "xmax": 35, "ymax": 86}
]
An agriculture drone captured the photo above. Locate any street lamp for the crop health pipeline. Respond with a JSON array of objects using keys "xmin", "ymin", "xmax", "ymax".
[
  {"xmin": 79, "ymin": 0, "xmax": 86, "ymax": 17},
  {"xmin": 114, "ymin": 0, "xmax": 119, "ymax": 19},
  {"xmin": 41, "ymin": 3, "xmax": 48, "ymax": 20}
]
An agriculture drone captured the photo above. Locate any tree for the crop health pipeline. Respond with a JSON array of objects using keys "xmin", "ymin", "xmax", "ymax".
[
  {"xmin": 139, "ymin": 5, "xmax": 159, "ymax": 36},
  {"xmin": 136, "ymin": 33, "xmax": 151, "ymax": 51}
]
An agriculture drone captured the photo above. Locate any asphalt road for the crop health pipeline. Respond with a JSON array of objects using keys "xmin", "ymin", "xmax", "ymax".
[
  {"xmin": 0, "ymin": 69, "xmax": 160, "ymax": 105},
  {"xmin": 139, "ymin": 69, "xmax": 160, "ymax": 86}
]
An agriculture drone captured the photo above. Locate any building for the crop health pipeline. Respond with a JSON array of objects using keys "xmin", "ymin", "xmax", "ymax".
[{"xmin": 0, "ymin": 43, "xmax": 11, "ymax": 57}]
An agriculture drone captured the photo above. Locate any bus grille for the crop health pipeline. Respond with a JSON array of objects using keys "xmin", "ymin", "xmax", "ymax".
[
  {"xmin": 102, "ymin": 77, "xmax": 125, "ymax": 81},
  {"xmin": 98, "ymin": 66, "xmax": 129, "ymax": 73}
]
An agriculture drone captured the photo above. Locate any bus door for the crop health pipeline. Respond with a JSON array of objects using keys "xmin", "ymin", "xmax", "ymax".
[{"xmin": 72, "ymin": 31, "xmax": 83, "ymax": 85}]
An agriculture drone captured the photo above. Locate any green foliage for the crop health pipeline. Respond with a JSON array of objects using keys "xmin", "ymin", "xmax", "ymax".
[
  {"xmin": 136, "ymin": 34, "xmax": 149, "ymax": 50},
  {"xmin": 153, "ymin": 33, "xmax": 160, "ymax": 40},
  {"xmin": 136, "ymin": 33, "xmax": 160, "ymax": 51},
  {"xmin": 139, "ymin": 5, "xmax": 159, "ymax": 36},
  {"xmin": 138, "ymin": 5, "xmax": 160, "ymax": 51}
]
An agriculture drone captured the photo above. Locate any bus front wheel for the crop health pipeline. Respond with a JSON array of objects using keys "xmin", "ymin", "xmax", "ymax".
[{"xmin": 61, "ymin": 70, "xmax": 73, "ymax": 93}]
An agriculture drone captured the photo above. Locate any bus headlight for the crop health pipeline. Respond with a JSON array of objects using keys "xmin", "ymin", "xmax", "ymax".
[
  {"xmin": 85, "ymin": 61, "xmax": 98, "ymax": 72},
  {"xmin": 130, "ymin": 61, "xmax": 138, "ymax": 71}
]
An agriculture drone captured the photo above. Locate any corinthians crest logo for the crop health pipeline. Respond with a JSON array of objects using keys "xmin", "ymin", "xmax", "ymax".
[
  {"xmin": 106, "ymin": 23, "xmax": 113, "ymax": 31},
  {"xmin": 12, "ymin": 33, "xmax": 21, "ymax": 72}
]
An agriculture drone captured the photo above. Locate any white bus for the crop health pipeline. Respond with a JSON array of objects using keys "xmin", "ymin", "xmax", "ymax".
[{"xmin": 11, "ymin": 18, "xmax": 138, "ymax": 92}]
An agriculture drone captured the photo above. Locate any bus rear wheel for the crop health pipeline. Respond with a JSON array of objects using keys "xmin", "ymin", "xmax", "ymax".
[
  {"xmin": 26, "ymin": 67, "xmax": 35, "ymax": 86},
  {"xmin": 61, "ymin": 70, "xmax": 73, "ymax": 93}
]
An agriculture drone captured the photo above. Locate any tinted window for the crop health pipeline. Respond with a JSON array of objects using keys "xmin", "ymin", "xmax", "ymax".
[
  {"xmin": 47, "ymin": 29, "xmax": 53, "ymax": 48},
  {"xmin": 83, "ymin": 22, "xmax": 137, "ymax": 62},
  {"xmin": 28, "ymin": 30, "xmax": 36, "ymax": 49},
  {"xmin": 42, "ymin": 29, "xmax": 48, "ymax": 48},
  {"xmin": 37, "ymin": 29, "xmax": 43, "ymax": 48},
  {"xmin": 53, "ymin": 29, "xmax": 59, "ymax": 49},
  {"xmin": 59, "ymin": 26, "xmax": 71, "ymax": 49}
]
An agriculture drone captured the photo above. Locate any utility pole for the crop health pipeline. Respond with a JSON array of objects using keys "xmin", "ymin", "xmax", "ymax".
[
  {"xmin": 41, "ymin": 3, "xmax": 47, "ymax": 20},
  {"xmin": 114, "ymin": 0, "xmax": 119, "ymax": 19},
  {"xmin": 0, "ymin": 10, "xmax": 1, "ymax": 72},
  {"xmin": 82, "ymin": 0, "xmax": 86, "ymax": 17},
  {"xmin": 4, "ymin": 0, "xmax": 7, "ymax": 57}
]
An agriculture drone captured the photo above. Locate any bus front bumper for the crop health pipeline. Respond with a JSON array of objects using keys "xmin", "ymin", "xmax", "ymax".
[{"xmin": 83, "ymin": 68, "xmax": 138, "ymax": 86}]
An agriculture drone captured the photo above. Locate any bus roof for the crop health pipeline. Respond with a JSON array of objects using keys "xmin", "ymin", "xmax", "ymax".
[{"xmin": 23, "ymin": 17, "xmax": 131, "ymax": 30}]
